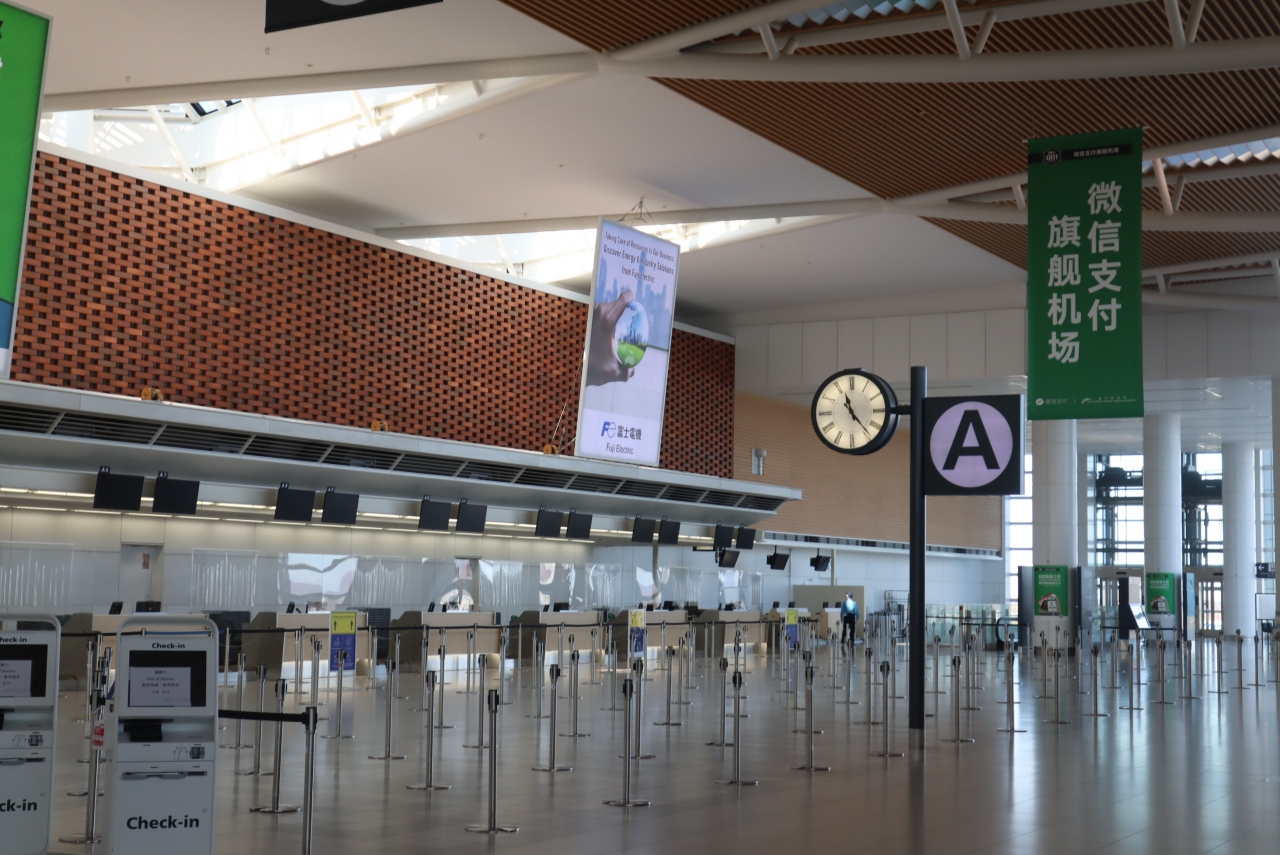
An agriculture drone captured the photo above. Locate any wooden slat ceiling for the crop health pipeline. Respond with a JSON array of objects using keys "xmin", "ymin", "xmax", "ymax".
[
  {"xmin": 925, "ymin": 219, "xmax": 1280, "ymax": 275},
  {"xmin": 500, "ymin": 0, "xmax": 1280, "ymax": 281}
]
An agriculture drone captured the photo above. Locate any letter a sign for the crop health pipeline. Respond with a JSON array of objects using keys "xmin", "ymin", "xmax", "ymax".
[{"xmin": 921, "ymin": 395, "xmax": 1025, "ymax": 496}]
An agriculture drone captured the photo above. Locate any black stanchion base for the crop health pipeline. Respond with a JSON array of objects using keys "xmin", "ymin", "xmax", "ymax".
[
  {"xmin": 524, "ymin": 714, "xmax": 550, "ymax": 719},
  {"xmin": 406, "ymin": 782, "xmax": 451, "ymax": 790},
  {"xmin": 57, "ymin": 834, "xmax": 102, "ymax": 844},
  {"xmin": 940, "ymin": 739, "xmax": 974, "ymax": 744},
  {"xmin": 706, "ymin": 740, "xmax": 732, "ymax": 746},
  {"xmin": 236, "ymin": 768, "xmax": 273, "ymax": 777},
  {"xmin": 997, "ymin": 727, "xmax": 1028, "ymax": 732},
  {"xmin": 619, "ymin": 753, "xmax": 655, "ymax": 760},
  {"xmin": 463, "ymin": 743, "xmax": 491, "ymax": 749},
  {"xmin": 792, "ymin": 764, "xmax": 831, "ymax": 771},
  {"xmin": 533, "ymin": 765, "xmax": 573, "ymax": 772},
  {"xmin": 653, "ymin": 722, "xmax": 683, "ymax": 727},
  {"xmin": 321, "ymin": 734, "xmax": 355, "ymax": 739},
  {"xmin": 432, "ymin": 724, "xmax": 455, "ymax": 729},
  {"xmin": 559, "ymin": 732, "xmax": 591, "ymax": 737},
  {"xmin": 369, "ymin": 754, "xmax": 408, "ymax": 760},
  {"xmin": 219, "ymin": 743, "xmax": 254, "ymax": 749},
  {"xmin": 715, "ymin": 779, "xmax": 758, "ymax": 786},
  {"xmin": 791, "ymin": 728, "xmax": 824, "ymax": 734},
  {"xmin": 466, "ymin": 824, "xmax": 519, "ymax": 833},
  {"xmin": 251, "ymin": 805, "xmax": 301, "ymax": 813},
  {"xmin": 604, "ymin": 799, "xmax": 651, "ymax": 807}
]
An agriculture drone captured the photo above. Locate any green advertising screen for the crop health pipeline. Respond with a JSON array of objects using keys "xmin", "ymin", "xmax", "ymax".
[
  {"xmin": 1033, "ymin": 565, "xmax": 1070, "ymax": 618},
  {"xmin": 1027, "ymin": 128, "xmax": 1144, "ymax": 421},
  {"xmin": 0, "ymin": 2, "xmax": 50, "ymax": 375},
  {"xmin": 1146, "ymin": 572, "xmax": 1178, "ymax": 617}
]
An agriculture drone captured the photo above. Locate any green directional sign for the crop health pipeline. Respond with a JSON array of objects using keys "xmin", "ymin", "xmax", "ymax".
[
  {"xmin": 0, "ymin": 2, "xmax": 50, "ymax": 379},
  {"xmin": 1027, "ymin": 127, "xmax": 1144, "ymax": 421},
  {"xmin": 1146, "ymin": 572, "xmax": 1178, "ymax": 618},
  {"xmin": 1033, "ymin": 565, "xmax": 1070, "ymax": 618}
]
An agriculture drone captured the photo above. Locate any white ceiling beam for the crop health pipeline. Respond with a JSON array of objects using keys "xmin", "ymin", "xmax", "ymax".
[
  {"xmin": 971, "ymin": 11, "xmax": 998, "ymax": 55},
  {"xmin": 758, "ymin": 24, "xmax": 781, "ymax": 61},
  {"xmin": 1186, "ymin": 0, "xmax": 1207, "ymax": 43},
  {"xmin": 1164, "ymin": 0, "xmax": 1188, "ymax": 49},
  {"xmin": 1146, "ymin": 250, "xmax": 1280, "ymax": 277},
  {"xmin": 378, "ymin": 197, "xmax": 1280, "ymax": 240},
  {"xmin": 1171, "ymin": 173, "xmax": 1187, "ymax": 211},
  {"xmin": 694, "ymin": 0, "xmax": 1153, "ymax": 55},
  {"xmin": 942, "ymin": 0, "xmax": 972, "ymax": 60},
  {"xmin": 607, "ymin": 0, "xmax": 822, "ymax": 62},
  {"xmin": 41, "ymin": 53, "xmax": 597, "ymax": 112},
  {"xmin": 145, "ymin": 105, "xmax": 196, "ymax": 183},
  {"xmin": 1151, "ymin": 156, "xmax": 1174, "ymax": 215},
  {"xmin": 599, "ymin": 35, "xmax": 1280, "ymax": 84},
  {"xmin": 899, "ymin": 122, "xmax": 1280, "ymax": 205},
  {"xmin": 1273, "ymin": 257, "xmax": 1280, "ymax": 299}
]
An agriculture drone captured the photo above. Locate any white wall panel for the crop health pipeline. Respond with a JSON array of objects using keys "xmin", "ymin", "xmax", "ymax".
[
  {"xmin": 1165, "ymin": 312, "xmax": 1209, "ymax": 380},
  {"xmin": 946, "ymin": 312, "xmax": 986, "ymax": 380},
  {"xmin": 872, "ymin": 316, "xmax": 910, "ymax": 383},
  {"xmin": 734, "ymin": 325, "xmax": 769, "ymax": 391},
  {"xmin": 1206, "ymin": 311, "xmax": 1251, "ymax": 378},
  {"xmin": 909, "ymin": 314, "xmax": 949, "ymax": 379},
  {"xmin": 768, "ymin": 323, "xmax": 804, "ymax": 389},
  {"xmin": 985, "ymin": 309, "xmax": 1026, "ymax": 377},
  {"xmin": 1250, "ymin": 315, "xmax": 1280, "ymax": 376},
  {"xmin": 836, "ymin": 318, "xmax": 874, "ymax": 372},
  {"xmin": 1143, "ymin": 313, "xmax": 1167, "ymax": 381},
  {"xmin": 801, "ymin": 321, "xmax": 838, "ymax": 387}
]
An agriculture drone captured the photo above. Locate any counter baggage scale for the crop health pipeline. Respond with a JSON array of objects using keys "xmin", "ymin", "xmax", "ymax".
[
  {"xmin": 0, "ymin": 614, "xmax": 59, "ymax": 855},
  {"xmin": 101, "ymin": 616, "xmax": 219, "ymax": 855}
]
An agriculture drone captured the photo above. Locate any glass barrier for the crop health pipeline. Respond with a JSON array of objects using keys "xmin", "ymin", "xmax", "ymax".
[
  {"xmin": 0, "ymin": 541, "xmax": 79, "ymax": 609},
  {"xmin": 191, "ymin": 549, "xmax": 260, "ymax": 609}
]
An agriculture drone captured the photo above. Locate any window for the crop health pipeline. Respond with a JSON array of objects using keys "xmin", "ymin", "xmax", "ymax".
[{"xmin": 1006, "ymin": 453, "xmax": 1033, "ymax": 605}]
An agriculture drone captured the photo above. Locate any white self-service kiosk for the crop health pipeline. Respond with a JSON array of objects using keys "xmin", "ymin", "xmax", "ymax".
[
  {"xmin": 0, "ymin": 614, "xmax": 59, "ymax": 855},
  {"xmin": 102, "ymin": 616, "xmax": 218, "ymax": 855}
]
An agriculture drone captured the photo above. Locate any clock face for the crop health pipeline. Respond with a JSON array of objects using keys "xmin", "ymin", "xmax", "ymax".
[{"xmin": 810, "ymin": 370, "xmax": 899, "ymax": 455}]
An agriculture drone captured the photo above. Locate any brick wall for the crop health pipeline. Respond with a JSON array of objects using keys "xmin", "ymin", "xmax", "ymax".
[{"xmin": 15, "ymin": 153, "xmax": 734, "ymax": 478}]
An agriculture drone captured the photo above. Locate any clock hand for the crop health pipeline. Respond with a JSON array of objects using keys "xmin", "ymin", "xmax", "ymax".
[{"xmin": 842, "ymin": 394, "xmax": 866, "ymax": 428}]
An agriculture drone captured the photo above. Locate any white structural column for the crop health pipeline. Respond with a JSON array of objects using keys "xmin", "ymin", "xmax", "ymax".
[
  {"xmin": 1143, "ymin": 415, "xmax": 1183, "ymax": 610},
  {"xmin": 1221, "ymin": 442, "xmax": 1257, "ymax": 643},
  {"xmin": 1032, "ymin": 419, "xmax": 1078, "ymax": 566}
]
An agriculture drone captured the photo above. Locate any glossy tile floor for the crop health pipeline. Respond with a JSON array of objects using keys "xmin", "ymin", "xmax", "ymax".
[{"xmin": 48, "ymin": 643, "xmax": 1280, "ymax": 855}]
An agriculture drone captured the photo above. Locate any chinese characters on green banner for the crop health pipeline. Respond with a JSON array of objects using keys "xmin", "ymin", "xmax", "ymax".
[
  {"xmin": 1027, "ymin": 128, "xmax": 1144, "ymax": 421},
  {"xmin": 0, "ymin": 3, "xmax": 50, "ymax": 379}
]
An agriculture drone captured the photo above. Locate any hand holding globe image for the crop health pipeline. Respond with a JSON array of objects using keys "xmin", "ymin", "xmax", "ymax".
[{"xmin": 612, "ymin": 301, "xmax": 649, "ymax": 368}]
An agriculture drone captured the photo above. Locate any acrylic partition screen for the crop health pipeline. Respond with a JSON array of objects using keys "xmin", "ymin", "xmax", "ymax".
[
  {"xmin": 191, "ymin": 549, "xmax": 260, "ymax": 609},
  {"xmin": 0, "ymin": 541, "xmax": 79, "ymax": 609}
]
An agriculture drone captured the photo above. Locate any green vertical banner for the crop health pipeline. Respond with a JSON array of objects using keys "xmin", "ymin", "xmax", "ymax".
[
  {"xmin": 1027, "ymin": 128, "xmax": 1144, "ymax": 420},
  {"xmin": 0, "ymin": 3, "xmax": 50, "ymax": 379},
  {"xmin": 1145, "ymin": 572, "xmax": 1178, "ymax": 617},
  {"xmin": 1033, "ymin": 565, "xmax": 1070, "ymax": 617}
]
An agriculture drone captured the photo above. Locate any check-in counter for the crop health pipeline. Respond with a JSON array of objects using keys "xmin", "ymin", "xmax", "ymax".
[
  {"xmin": 818, "ymin": 608, "xmax": 844, "ymax": 639},
  {"xmin": 605, "ymin": 609, "xmax": 691, "ymax": 662},
  {"xmin": 514, "ymin": 610, "xmax": 604, "ymax": 665},
  {"xmin": 241, "ymin": 611, "xmax": 370, "ymax": 680},
  {"xmin": 390, "ymin": 611, "xmax": 501, "ymax": 671},
  {"xmin": 693, "ymin": 609, "xmax": 765, "ymax": 654}
]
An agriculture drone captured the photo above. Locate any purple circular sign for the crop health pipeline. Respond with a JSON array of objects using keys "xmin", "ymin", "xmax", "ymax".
[{"xmin": 929, "ymin": 402, "xmax": 1014, "ymax": 488}]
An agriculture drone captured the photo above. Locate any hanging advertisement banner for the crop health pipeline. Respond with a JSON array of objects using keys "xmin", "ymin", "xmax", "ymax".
[
  {"xmin": 1145, "ymin": 572, "xmax": 1178, "ymax": 618},
  {"xmin": 1032, "ymin": 566, "xmax": 1070, "ymax": 618},
  {"xmin": 1027, "ymin": 127, "xmax": 1144, "ymax": 421},
  {"xmin": 265, "ymin": 0, "xmax": 441, "ymax": 33},
  {"xmin": 0, "ymin": 3, "xmax": 50, "ymax": 380},
  {"xmin": 576, "ymin": 219, "xmax": 679, "ymax": 468}
]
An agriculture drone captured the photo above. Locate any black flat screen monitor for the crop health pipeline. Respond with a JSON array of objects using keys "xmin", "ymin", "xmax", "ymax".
[
  {"xmin": 418, "ymin": 499, "xmax": 451, "ymax": 531},
  {"xmin": 713, "ymin": 524, "xmax": 734, "ymax": 550},
  {"xmin": 427, "ymin": 602, "xmax": 436, "ymax": 613},
  {"xmin": 152, "ymin": 476, "xmax": 200, "ymax": 515},
  {"xmin": 108, "ymin": 601, "xmax": 124, "ymax": 615},
  {"xmin": 127, "ymin": 650, "xmax": 207, "ymax": 709},
  {"xmin": 565, "ymin": 511, "xmax": 592, "ymax": 539},
  {"xmin": 456, "ymin": 502, "xmax": 487, "ymax": 534},
  {"xmin": 736, "ymin": 527, "xmax": 757, "ymax": 551},
  {"xmin": 766, "ymin": 552, "xmax": 789, "ymax": 570},
  {"xmin": 631, "ymin": 517, "xmax": 656, "ymax": 543},
  {"xmin": 0, "ymin": 644, "xmax": 48, "ymax": 698},
  {"xmin": 658, "ymin": 519, "xmax": 681, "ymax": 545},
  {"xmin": 94, "ymin": 472, "xmax": 145, "ymax": 511},
  {"xmin": 718, "ymin": 549, "xmax": 740, "ymax": 568},
  {"xmin": 135, "ymin": 600, "xmax": 162, "ymax": 613},
  {"xmin": 810, "ymin": 555, "xmax": 831, "ymax": 573},
  {"xmin": 321, "ymin": 491, "xmax": 359, "ymax": 525},
  {"xmin": 275, "ymin": 487, "xmax": 315, "ymax": 522},
  {"xmin": 535, "ymin": 508, "xmax": 562, "ymax": 538}
]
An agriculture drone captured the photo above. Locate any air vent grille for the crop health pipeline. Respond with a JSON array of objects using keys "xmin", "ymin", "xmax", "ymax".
[
  {"xmin": 0, "ymin": 404, "xmax": 60, "ymax": 434},
  {"xmin": 457, "ymin": 461, "xmax": 521, "ymax": 483},
  {"xmin": 323, "ymin": 445, "xmax": 401, "ymax": 470},
  {"xmin": 394, "ymin": 454, "xmax": 465, "ymax": 477},
  {"xmin": 154, "ymin": 425, "xmax": 251, "ymax": 454},
  {"xmin": 616, "ymin": 480, "xmax": 665, "ymax": 498},
  {"xmin": 739, "ymin": 495, "xmax": 786, "ymax": 512},
  {"xmin": 568, "ymin": 474, "xmax": 622, "ymax": 494},
  {"xmin": 700, "ymin": 490, "xmax": 742, "ymax": 507},
  {"xmin": 53, "ymin": 413, "xmax": 161, "ymax": 445},
  {"xmin": 242, "ymin": 435, "xmax": 331, "ymax": 463},
  {"xmin": 661, "ymin": 485, "xmax": 707, "ymax": 503},
  {"xmin": 515, "ymin": 469, "xmax": 575, "ymax": 488}
]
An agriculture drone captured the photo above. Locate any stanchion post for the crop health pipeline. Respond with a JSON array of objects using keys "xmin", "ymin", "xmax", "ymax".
[
  {"xmin": 707, "ymin": 657, "xmax": 730, "ymax": 746},
  {"xmin": 716, "ymin": 670, "xmax": 756, "ymax": 785},
  {"xmin": 563, "ymin": 650, "xmax": 590, "ymax": 737},
  {"xmin": 1083, "ymin": 645, "xmax": 1108, "ymax": 717},
  {"xmin": 369, "ymin": 660, "xmax": 407, "ymax": 760},
  {"xmin": 604, "ymin": 679, "xmax": 650, "ymax": 806},
  {"xmin": 942, "ymin": 656, "xmax": 973, "ymax": 744},
  {"xmin": 301, "ymin": 706, "xmax": 318, "ymax": 855},
  {"xmin": 628, "ymin": 659, "xmax": 654, "ymax": 759},
  {"xmin": 1044, "ymin": 648, "xmax": 1070, "ymax": 724},
  {"xmin": 323, "ymin": 648, "xmax": 353, "ymax": 738},
  {"xmin": 238, "ymin": 664, "xmax": 270, "ymax": 776},
  {"xmin": 793, "ymin": 664, "xmax": 830, "ymax": 770},
  {"xmin": 223, "ymin": 651, "xmax": 252, "ymax": 749},
  {"xmin": 534, "ymin": 665, "xmax": 571, "ymax": 772},
  {"xmin": 408, "ymin": 671, "xmax": 450, "ymax": 790},
  {"xmin": 465, "ymin": 654, "xmax": 489, "ymax": 748},
  {"xmin": 466, "ymin": 691, "xmax": 518, "ymax": 833},
  {"xmin": 252, "ymin": 679, "xmax": 301, "ymax": 813},
  {"xmin": 872, "ymin": 661, "xmax": 904, "ymax": 756}
]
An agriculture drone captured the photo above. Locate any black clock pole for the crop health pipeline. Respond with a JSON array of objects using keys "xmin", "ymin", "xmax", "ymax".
[{"xmin": 908, "ymin": 365, "xmax": 926, "ymax": 750}]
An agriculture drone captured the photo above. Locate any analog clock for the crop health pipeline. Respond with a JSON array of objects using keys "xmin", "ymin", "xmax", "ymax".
[{"xmin": 810, "ymin": 369, "xmax": 900, "ymax": 455}]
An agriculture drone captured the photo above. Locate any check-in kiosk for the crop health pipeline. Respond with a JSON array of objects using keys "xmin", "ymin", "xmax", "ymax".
[
  {"xmin": 102, "ymin": 616, "xmax": 218, "ymax": 855},
  {"xmin": 0, "ymin": 614, "xmax": 59, "ymax": 855}
]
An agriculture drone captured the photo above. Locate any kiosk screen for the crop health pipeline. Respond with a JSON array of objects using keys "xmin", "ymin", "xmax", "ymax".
[
  {"xmin": 128, "ymin": 650, "xmax": 207, "ymax": 708},
  {"xmin": 0, "ymin": 644, "xmax": 47, "ymax": 698}
]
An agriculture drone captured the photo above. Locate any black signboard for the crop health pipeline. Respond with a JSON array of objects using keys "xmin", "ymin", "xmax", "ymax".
[
  {"xmin": 266, "ymin": 0, "xmax": 442, "ymax": 33},
  {"xmin": 921, "ymin": 394, "xmax": 1025, "ymax": 496}
]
